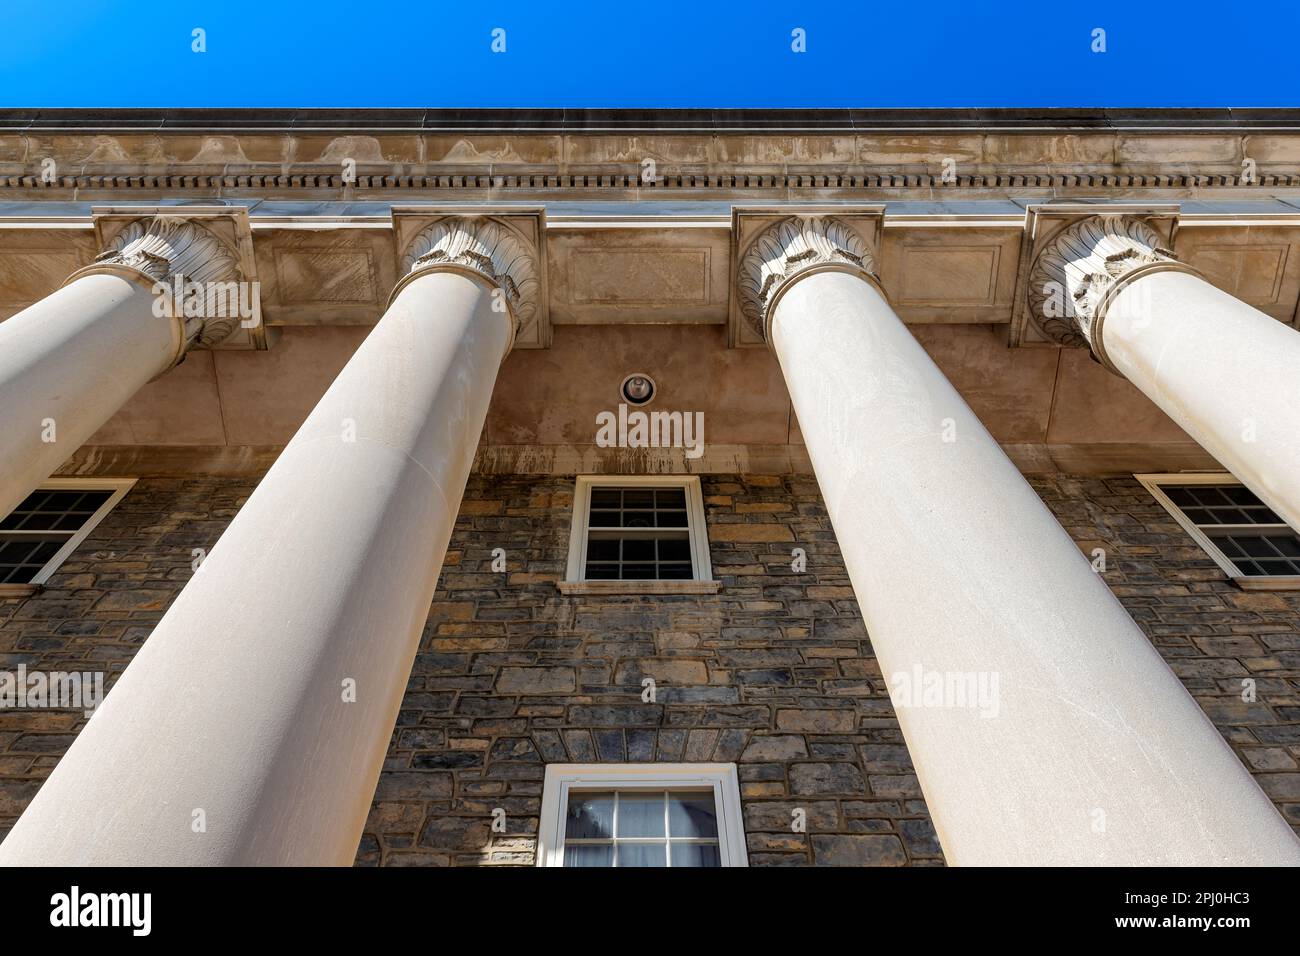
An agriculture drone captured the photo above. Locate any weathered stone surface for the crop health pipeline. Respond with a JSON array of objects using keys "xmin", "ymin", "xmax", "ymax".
[
  {"xmin": 811, "ymin": 834, "xmax": 908, "ymax": 866},
  {"xmin": 777, "ymin": 709, "xmax": 857, "ymax": 733},
  {"xmin": 494, "ymin": 666, "xmax": 577, "ymax": 694},
  {"xmin": 741, "ymin": 735, "xmax": 809, "ymax": 762},
  {"xmin": 790, "ymin": 763, "xmax": 868, "ymax": 796}
]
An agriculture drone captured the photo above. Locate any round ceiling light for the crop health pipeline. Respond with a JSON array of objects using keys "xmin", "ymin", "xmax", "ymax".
[{"xmin": 621, "ymin": 373, "xmax": 656, "ymax": 406}]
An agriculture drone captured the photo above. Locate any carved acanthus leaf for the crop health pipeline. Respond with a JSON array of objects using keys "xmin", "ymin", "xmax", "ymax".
[
  {"xmin": 94, "ymin": 216, "xmax": 245, "ymax": 351},
  {"xmin": 737, "ymin": 216, "xmax": 876, "ymax": 341},
  {"xmin": 402, "ymin": 217, "xmax": 539, "ymax": 334},
  {"xmin": 1027, "ymin": 215, "xmax": 1177, "ymax": 348}
]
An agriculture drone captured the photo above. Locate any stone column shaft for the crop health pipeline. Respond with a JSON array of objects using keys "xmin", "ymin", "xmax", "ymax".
[
  {"xmin": 744, "ymin": 215, "xmax": 1300, "ymax": 865},
  {"xmin": 1106, "ymin": 270, "xmax": 1300, "ymax": 530},
  {"xmin": 0, "ymin": 260, "xmax": 515, "ymax": 865},
  {"xmin": 1031, "ymin": 212, "xmax": 1300, "ymax": 530},
  {"xmin": 0, "ymin": 215, "xmax": 243, "ymax": 518},
  {"xmin": 0, "ymin": 275, "xmax": 176, "ymax": 517}
]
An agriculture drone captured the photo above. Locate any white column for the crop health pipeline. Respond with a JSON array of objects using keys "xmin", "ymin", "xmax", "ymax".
[
  {"xmin": 740, "ymin": 216, "xmax": 1300, "ymax": 865},
  {"xmin": 0, "ymin": 216, "xmax": 245, "ymax": 517},
  {"xmin": 1030, "ymin": 213, "xmax": 1300, "ymax": 530},
  {"xmin": 0, "ymin": 217, "xmax": 536, "ymax": 866}
]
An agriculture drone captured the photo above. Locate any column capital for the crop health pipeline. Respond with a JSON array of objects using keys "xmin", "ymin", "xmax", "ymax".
[
  {"xmin": 390, "ymin": 210, "xmax": 548, "ymax": 349},
  {"xmin": 1027, "ymin": 212, "xmax": 1198, "ymax": 368},
  {"xmin": 735, "ymin": 213, "xmax": 881, "ymax": 345},
  {"xmin": 67, "ymin": 210, "xmax": 253, "ymax": 362}
]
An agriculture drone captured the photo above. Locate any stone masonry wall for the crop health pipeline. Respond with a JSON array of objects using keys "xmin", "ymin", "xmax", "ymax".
[{"xmin": 1, "ymin": 473, "xmax": 1298, "ymax": 865}]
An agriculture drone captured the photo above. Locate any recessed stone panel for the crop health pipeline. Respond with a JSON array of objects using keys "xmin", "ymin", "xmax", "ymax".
[
  {"xmin": 273, "ymin": 249, "xmax": 377, "ymax": 304},
  {"xmin": 0, "ymin": 250, "xmax": 82, "ymax": 309},
  {"xmin": 1186, "ymin": 244, "xmax": 1288, "ymax": 306},
  {"xmin": 570, "ymin": 248, "xmax": 710, "ymax": 305},
  {"xmin": 895, "ymin": 246, "xmax": 999, "ymax": 305}
]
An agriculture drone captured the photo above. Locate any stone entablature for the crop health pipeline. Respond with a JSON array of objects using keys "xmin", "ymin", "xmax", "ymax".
[
  {"xmin": 4, "ymin": 199, "xmax": 1300, "ymax": 344},
  {"xmin": 4, "ymin": 109, "xmax": 1300, "ymax": 198}
]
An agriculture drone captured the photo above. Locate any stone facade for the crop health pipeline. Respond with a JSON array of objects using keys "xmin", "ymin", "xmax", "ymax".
[{"xmin": 2, "ymin": 472, "xmax": 1298, "ymax": 864}]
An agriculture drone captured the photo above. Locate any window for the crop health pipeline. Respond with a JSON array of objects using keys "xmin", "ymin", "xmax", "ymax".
[
  {"xmin": 537, "ymin": 764, "xmax": 747, "ymax": 867},
  {"xmin": 1138, "ymin": 474, "xmax": 1300, "ymax": 590},
  {"xmin": 0, "ymin": 479, "xmax": 135, "ymax": 592},
  {"xmin": 561, "ymin": 477, "xmax": 717, "ymax": 593}
]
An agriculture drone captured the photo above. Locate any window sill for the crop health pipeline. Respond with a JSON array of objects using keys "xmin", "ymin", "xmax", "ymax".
[
  {"xmin": 1233, "ymin": 575, "xmax": 1300, "ymax": 592},
  {"xmin": 556, "ymin": 580, "xmax": 722, "ymax": 596},
  {"xmin": 0, "ymin": 583, "xmax": 39, "ymax": 599}
]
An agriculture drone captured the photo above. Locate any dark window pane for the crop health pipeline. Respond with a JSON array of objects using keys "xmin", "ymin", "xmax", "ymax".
[
  {"xmin": 658, "ymin": 538, "xmax": 691, "ymax": 562},
  {"xmin": 1222, "ymin": 486, "xmax": 1260, "ymax": 506},
  {"xmin": 623, "ymin": 511, "xmax": 655, "ymax": 528},
  {"xmin": 1210, "ymin": 535, "xmax": 1245, "ymax": 557},
  {"xmin": 623, "ymin": 490, "xmax": 655, "ymax": 509},
  {"xmin": 671, "ymin": 843, "xmax": 721, "ymax": 868},
  {"xmin": 590, "ymin": 489, "xmax": 622, "ymax": 508},
  {"xmin": 669, "ymin": 793, "xmax": 718, "ymax": 838},
  {"xmin": 586, "ymin": 538, "xmax": 620, "ymax": 561},
  {"xmin": 0, "ymin": 539, "xmax": 61, "ymax": 584},
  {"xmin": 584, "ymin": 563, "xmax": 619, "ymax": 579},
  {"xmin": 1164, "ymin": 486, "xmax": 1198, "ymax": 507},
  {"xmin": 656, "ymin": 509, "xmax": 689, "ymax": 528},
  {"xmin": 1181, "ymin": 508, "xmax": 1211, "ymax": 524},
  {"xmin": 1271, "ymin": 535, "xmax": 1300, "ymax": 558},
  {"xmin": 1236, "ymin": 536, "xmax": 1277, "ymax": 558},
  {"xmin": 658, "ymin": 564, "xmax": 693, "ymax": 580},
  {"xmin": 622, "ymin": 538, "xmax": 655, "ymax": 561},
  {"xmin": 563, "ymin": 844, "xmax": 613, "ymax": 867},
  {"xmin": 589, "ymin": 509, "xmax": 621, "ymax": 527},
  {"xmin": 565, "ymin": 792, "xmax": 614, "ymax": 839},
  {"xmin": 1254, "ymin": 559, "xmax": 1300, "ymax": 575},
  {"xmin": 41, "ymin": 492, "xmax": 88, "ymax": 511},
  {"xmin": 655, "ymin": 488, "xmax": 686, "ymax": 509},
  {"xmin": 8, "ymin": 510, "xmax": 62, "ymax": 531},
  {"xmin": 622, "ymin": 563, "xmax": 656, "ymax": 579},
  {"xmin": 54, "ymin": 513, "xmax": 89, "ymax": 531}
]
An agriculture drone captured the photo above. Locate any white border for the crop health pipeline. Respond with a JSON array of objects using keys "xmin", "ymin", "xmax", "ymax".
[
  {"xmin": 1137, "ymin": 472, "xmax": 1300, "ymax": 590},
  {"xmin": 564, "ymin": 475, "xmax": 713, "ymax": 584},
  {"xmin": 536, "ymin": 763, "xmax": 748, "ymax": 868},
  {"xmin": 1, "ymin": 478, "xmax": 136, "ymax": 587}
]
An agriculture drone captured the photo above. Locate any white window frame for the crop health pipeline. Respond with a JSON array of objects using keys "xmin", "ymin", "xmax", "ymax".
[
  {"xmin": 560, "ymin": 475, "xmax": 717, "ymax": 593},
  {"xmin": 536, "ymin": 763, "xmax": 748, "ymax": 868},
  {"xmin": 0, "ymin": 478, "xmax": 136, "ymax": 593},
  {"xmin": 1137, "ymin": 472, "xmax": 1300, "ymax": 591}
]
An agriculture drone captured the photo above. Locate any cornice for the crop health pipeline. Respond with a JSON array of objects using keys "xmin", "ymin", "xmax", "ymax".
[{"xmin": 6, "ymin": 108, "xmax": 1300, "ymax": 133}]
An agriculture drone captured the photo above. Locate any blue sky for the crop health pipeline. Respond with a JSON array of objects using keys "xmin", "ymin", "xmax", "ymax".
[{"xmin": 1, "ymin": 2, "xmax": 1296, "ymax": 108}]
